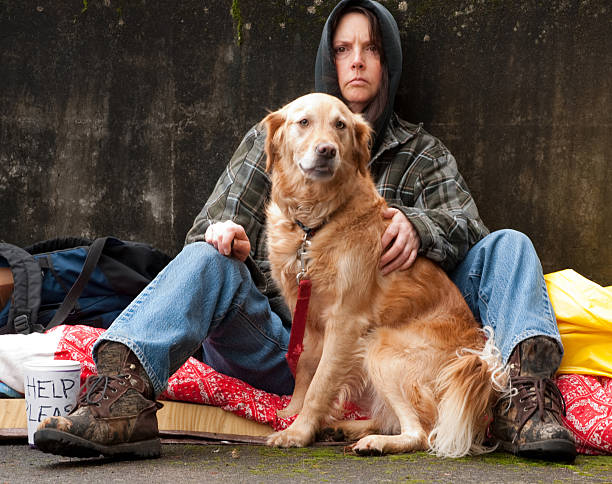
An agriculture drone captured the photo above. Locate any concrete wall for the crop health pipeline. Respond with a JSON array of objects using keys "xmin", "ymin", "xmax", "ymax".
[{"xmin": 1, "ymin": 1, "xmax": 610, "ymax": 284}]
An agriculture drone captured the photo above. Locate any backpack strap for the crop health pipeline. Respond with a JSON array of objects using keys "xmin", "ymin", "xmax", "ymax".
[
  {"xmin": 45, "ymin": 237, "xmax": 110, "ymax": 331},
  {"xmin": 0, "ymin": 243, "xmax": 43, "ymax": 335},
  {"xmin": 25, "ymin": 236, "xmax": 93, "ymax": 255}
]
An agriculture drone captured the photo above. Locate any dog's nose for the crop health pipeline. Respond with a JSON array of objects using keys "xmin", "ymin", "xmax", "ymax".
[{"xmin": 315, "ymin": 143, "xmax": 337, "ymax": 159}]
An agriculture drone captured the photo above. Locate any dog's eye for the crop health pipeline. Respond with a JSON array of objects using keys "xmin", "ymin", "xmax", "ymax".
[
  {"xmin": 299, "ymin": 118, "xmax": 309, "ymax": 127},
  {"xmin": 335, "ymin": 120, "xmax": 346, "ymax": 129}
]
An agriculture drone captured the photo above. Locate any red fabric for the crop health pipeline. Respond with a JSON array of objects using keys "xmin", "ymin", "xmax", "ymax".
[
  {"xmin": 556, "ymin": 374, "xmax": 612, "ymax": 455},
  {"xmin": 286, "ymin": 278, "xmax": 311, "ymax": 376},
  {"xmin": 50, "ymin": 325, "xmax": 365, "ymax": 432}
]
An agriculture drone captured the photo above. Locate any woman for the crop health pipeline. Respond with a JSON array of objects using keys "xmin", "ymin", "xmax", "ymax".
[{"xmin": 35, "ymin": 0, "xmax": 574, "ymax": 462}]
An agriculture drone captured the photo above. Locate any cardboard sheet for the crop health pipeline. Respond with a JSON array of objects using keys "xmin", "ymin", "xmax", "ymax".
[{"xmin": 0, "ymin": 399, "xmax": 272, "ymax": 439}]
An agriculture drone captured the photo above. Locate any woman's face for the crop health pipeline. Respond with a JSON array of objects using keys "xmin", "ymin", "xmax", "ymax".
[{"xmin": 333, "ymin": 12, "xmax": 383, "ymax": 114}]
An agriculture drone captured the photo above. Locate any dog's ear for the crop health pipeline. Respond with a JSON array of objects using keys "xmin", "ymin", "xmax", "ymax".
[
  {"xmin": 262, "ymin": 110, "xmax": 285, "ymax": 173},
  {"xmin": 353, "ymin": 115, "xmax": 373, "ymax": 176}
]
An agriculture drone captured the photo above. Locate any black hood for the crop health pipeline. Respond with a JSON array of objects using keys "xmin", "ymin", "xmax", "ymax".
[{"xmin": 315, "ymin": 0, "xmax": 402, "ymax": 152}]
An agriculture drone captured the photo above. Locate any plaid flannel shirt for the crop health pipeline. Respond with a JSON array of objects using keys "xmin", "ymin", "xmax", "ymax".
[{"xmin": 185, "ymin": 112, "xmax": 489, "ymax": 324}]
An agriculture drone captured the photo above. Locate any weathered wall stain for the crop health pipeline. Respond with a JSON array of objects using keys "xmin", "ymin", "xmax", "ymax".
[{"xmin": 0, "ymin": 1, "xmax": 610, "ymax": 284}]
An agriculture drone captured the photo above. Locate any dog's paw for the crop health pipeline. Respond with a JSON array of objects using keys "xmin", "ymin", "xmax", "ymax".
[
  {"xmin": 267, "ymin": 425, "xmax": 314, "ymax": 448},
  {"xmin": 350, "ymin": 435, "xmax": 385, "ymax": 456}
]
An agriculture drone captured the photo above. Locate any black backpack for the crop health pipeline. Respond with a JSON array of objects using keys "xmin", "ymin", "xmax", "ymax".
[{"xmin": 0, "ymin": 237, "xmax": 172, "ymax": 335}]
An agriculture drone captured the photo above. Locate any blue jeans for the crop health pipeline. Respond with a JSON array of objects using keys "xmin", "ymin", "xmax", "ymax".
[
  {"xmin": 94, "ymin": 242, "xmax": 294, "ymax": 396},
  {"xmin": 449, "ymin": 229, "xmax": 561, "ymax": 363},
  {"xmin": 95, "ymin": 230, "xmax": 560, "ymax": 397}
]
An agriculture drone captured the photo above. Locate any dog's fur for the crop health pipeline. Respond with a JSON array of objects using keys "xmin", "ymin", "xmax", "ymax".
[{"xmin": 263, "ymin": 93, "xmax": 508, "ymax": 457}]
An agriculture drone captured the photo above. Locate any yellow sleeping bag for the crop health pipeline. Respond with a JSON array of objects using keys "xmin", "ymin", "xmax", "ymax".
[{"xmin": 545, "ymin": 269, "xmax": 612, "ymax": 378}]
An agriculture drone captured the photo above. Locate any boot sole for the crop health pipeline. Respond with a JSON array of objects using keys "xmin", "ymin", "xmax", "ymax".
[
  {"xmin": 33, "ymin": 428, "xmax": 161, "ymax": 459},
  {"xmin": 499, "ymin": 438, "xmax": 576, "ymax": 463}
]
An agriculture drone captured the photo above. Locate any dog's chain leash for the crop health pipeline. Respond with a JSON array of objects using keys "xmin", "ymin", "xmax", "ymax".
[
  {"xmin": 294, "ymin": 218, "xmax": 324, "ymax": 285},
  {"xmin": 296, "ymin": 232, "xmax": 312, "ymax": 284}
]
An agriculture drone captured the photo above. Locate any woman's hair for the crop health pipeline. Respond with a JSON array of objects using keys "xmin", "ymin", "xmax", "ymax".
[{"xmin": 331, "ymin": 6, "xmax": 389, "ymax": 125}]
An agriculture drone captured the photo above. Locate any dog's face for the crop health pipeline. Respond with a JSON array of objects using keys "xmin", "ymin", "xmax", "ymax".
[{"xmin": 263, "ymin": 93, "xmax": 372, "ymax": 181}]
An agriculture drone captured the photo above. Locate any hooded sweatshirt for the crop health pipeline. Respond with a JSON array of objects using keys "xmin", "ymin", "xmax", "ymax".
[
  {"xmin": 315, "ymin": 0, "xmax": 402, "ymax": 154},
  {"xmin": 187, "ymin": 1, "xmax": 489, "ymax": 326}
]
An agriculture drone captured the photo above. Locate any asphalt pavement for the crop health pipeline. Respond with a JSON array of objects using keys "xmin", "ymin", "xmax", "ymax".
[{"xmin": 1, "ymin": 440, "xmax": 611, "ymax": 483}]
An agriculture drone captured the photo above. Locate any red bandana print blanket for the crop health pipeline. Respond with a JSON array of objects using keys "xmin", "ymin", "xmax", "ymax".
[
  {"xmin": 556, "ymin": 374, "xmax": 612, "ymax": 455},
  {"xmin": 50, "ymin": 325, "xmax": 611, "ymax": 453}
]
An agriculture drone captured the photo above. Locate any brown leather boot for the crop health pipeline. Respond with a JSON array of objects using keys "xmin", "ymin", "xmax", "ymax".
[
  {"xmin": 34, "ymin": 341, "xmax": 163, "ymax": 459},
  {"xmin": 492, "ymin": 336, "xmax": 576, "ymax": 462}
]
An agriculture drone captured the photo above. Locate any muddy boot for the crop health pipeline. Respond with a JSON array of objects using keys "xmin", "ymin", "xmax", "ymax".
[
  {"xmin": 492, "ymin": 336, "xmax": 576, "ymax": 462},
  {"xmin": 34, "ymin": 341, "xmax": 163, "ymax": 459}
]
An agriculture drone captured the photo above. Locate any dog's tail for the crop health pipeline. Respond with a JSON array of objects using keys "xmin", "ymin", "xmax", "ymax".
[{"xmin": 428, "ymin": 326, "xmax": 510, "ymax": 458}]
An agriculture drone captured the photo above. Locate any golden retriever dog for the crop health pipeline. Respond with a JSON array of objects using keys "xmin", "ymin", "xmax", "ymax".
[{"xmin": 263, "ymin": 93, "xmax": 507, "ymax": 457}]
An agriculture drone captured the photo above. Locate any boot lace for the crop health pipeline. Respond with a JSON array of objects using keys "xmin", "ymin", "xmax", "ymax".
[
  {"xmin": 512, "ymin": 376, "xmax": 567, "ymax": 438},
  {"xmin": 78, "ymin": 374, "xmax": 128, "ymax": 406}
]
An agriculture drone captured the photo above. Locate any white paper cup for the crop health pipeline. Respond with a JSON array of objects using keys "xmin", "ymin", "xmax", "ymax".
[{"xmin": 23, "ymin": 359, "xmax": 81, "ymax": 447}]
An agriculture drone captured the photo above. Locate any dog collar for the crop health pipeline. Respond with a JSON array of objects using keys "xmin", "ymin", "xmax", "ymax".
[{"xmin": 295, "ymin": 219, "xmax": 324, "ymax": 239}]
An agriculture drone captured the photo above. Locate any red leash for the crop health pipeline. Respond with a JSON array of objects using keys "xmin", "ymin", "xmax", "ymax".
[
  {"xmin": 285, "ymin": 219, "xmax": 323, "ymax": 377},
  {"xmin": 285, "ymin": 278, "xmax": 311, "ymax": 377}
]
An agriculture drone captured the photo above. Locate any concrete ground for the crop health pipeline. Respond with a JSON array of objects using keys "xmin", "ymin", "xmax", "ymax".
[{"xmin": 1, "ymin": 441, "xmax": 611, "ymax": 483}]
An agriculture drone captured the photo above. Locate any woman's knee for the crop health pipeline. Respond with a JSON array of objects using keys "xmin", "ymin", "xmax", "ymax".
[
  {"xmin": 163, "ymin": 242, "xmax": 248, "ymax": 291},
  {"xmin": 179, "ymin": 241, "xmax": 239, "ymax": 272},
  {"xmin": 180, "ymin": 240, "xmax": 216, "ymax": 259},
  {"xmin": 479, "ymin": 229, "xmax": 541, "ymax": 267},
  {"xmin": 484, "ymin": 229, "xmax": 535, "ymax": 252}
]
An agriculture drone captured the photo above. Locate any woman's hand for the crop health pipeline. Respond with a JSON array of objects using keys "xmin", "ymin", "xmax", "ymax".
[
  {"xmin": 379, "ymin": 207, "xmax": 420, "ymax": 275},
  {"xmin": 205, "ymin": 220, "xmax": 251, "ymax": 262}
]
